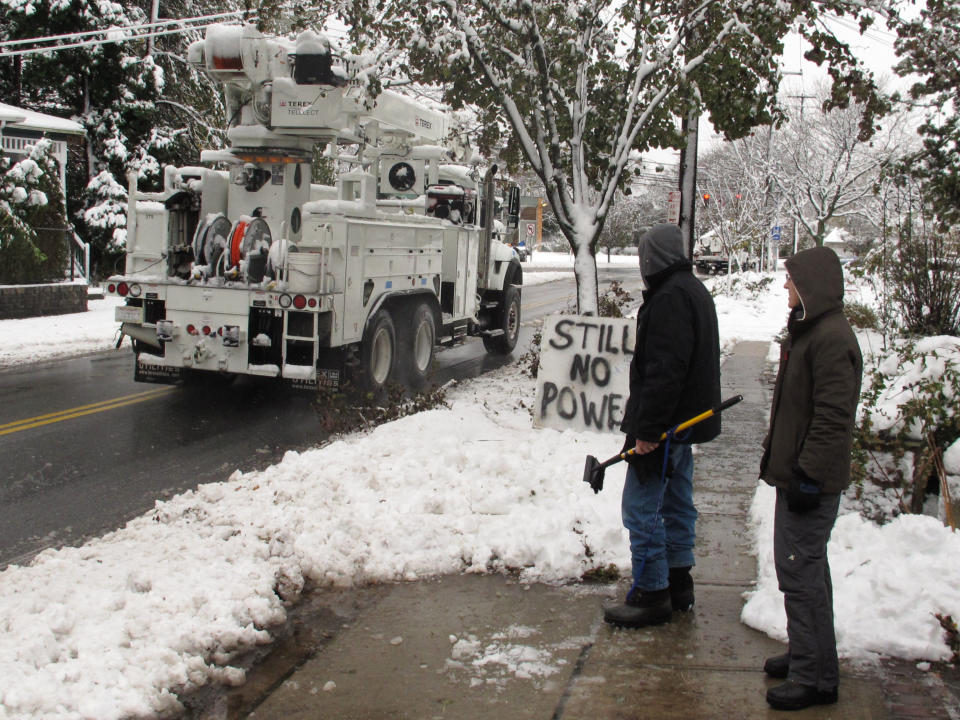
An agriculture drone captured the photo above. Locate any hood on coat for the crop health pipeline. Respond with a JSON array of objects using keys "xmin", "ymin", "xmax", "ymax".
[
  {"xmin": 638, "ymin": 223, "xmax": 686, "ymax": 282},
  {"xmin": 784, "ymin": 245, "xmax": 844, "ymax": 322}
]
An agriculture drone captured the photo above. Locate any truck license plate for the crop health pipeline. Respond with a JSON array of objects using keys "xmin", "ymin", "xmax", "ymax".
[{"xmin": 116, "ymin": 306, "xmax": 143, "ymax": 323}]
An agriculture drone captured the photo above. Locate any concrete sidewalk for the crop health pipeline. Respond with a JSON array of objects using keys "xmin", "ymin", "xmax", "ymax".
[{"xmin": 194, "ymin": 342, "xmax": 958, "ymax": 720}]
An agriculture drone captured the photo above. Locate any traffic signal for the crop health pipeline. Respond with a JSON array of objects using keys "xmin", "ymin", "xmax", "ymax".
[{"xmin": 701, "ymin": 192, "xmax": 711, "ymax": 204}]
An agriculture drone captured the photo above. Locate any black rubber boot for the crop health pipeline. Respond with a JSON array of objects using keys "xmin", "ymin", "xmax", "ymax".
[
  {"xmin": 766, "ymin": 680, "xmax": 838, "ymax": 711},
  {"xmin": 763, "ymin": 653, "xmax": 790, "ymax": 679},
  {"xmin": 603, "ymin": 587, "xmax": 672, "ymax": 628},
  {"xmin": 668, "ymin": 566, "xmax": 694, "ymax": 612}
]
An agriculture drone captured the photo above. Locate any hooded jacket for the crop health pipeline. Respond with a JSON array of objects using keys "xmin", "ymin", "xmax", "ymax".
[
  {"xmin": 620, "ymin": 224, "xmax": 722, "ymax": 445},
  {"xmin": 760, "ymin": 246, "xmax": 863, "ymax": 493}
]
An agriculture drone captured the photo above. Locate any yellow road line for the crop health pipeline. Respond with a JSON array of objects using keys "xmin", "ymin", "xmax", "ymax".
[{"xmin": 0, "ymin": 387, "xmax": 175, "ymax": 436}]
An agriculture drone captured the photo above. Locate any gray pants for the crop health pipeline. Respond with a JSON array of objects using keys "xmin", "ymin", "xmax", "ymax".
[{"xmin": 773, "ymin": 489, "xmax": 842, "ymax": 691}]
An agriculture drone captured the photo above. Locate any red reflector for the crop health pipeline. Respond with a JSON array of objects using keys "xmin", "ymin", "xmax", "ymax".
[
  {"xmin": 117, "ymin": 282, "xmax": 129, "ymax": 296},
  {"xmin": 202, "ymin": 325, "xmax": 212, "ymax": 336},
  {"xmin": 211, "ymin": 53, "xmax": 243, "ymax": 70},
  {"xmin": 187, "ymin": 324, "xmax": 198, "ymax": 335},
  {"xmin": 307, "ymin": 297, "xmax": 317, "ymax": 308},
  {"xmin": 293, "ymin": 295, "xmax": 307, "ymax": 310},
  {"xmin": 217, "ymin": 327, "xmax": 223, "ymax": 336},
  {"xmin": 107, "ymin": 283, "xmax": 116, "ymax": 293}
]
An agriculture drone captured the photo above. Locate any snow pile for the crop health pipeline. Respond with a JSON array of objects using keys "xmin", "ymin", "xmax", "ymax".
[
  {"xmin": 446, "ymin": 625, "xmax": 575, "ymax": 686},
  {"xmin": 742, "ymin": 483, "xmax": 960, "ymax": 661}
]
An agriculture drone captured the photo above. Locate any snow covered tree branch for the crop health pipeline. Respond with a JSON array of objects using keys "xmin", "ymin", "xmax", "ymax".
[{"xmin": 379, "ymin": 0, "xmax": 888, "ymax": 313}]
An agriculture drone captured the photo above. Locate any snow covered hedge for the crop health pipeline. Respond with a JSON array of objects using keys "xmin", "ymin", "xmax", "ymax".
[{"xmin": 853, "ymin": 336, "xmax": 960, "ymax": 525}]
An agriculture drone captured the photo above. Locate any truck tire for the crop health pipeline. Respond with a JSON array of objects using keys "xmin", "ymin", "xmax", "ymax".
[
  {"xmin": 482, "ymin": 284, "xmax": 521, "ymax": 355},
  {"xmin": 360, "ymin": 310, "xmax": 397, "ymax": 393},
  {"xmin": 402, "ymin": 300, "xmax": 436, "ymax": 387}
]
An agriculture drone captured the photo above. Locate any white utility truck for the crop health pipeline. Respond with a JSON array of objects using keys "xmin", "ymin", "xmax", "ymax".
[{"xmin": 107, "ymin": 24, "xmax": 522, "ymax": 391}]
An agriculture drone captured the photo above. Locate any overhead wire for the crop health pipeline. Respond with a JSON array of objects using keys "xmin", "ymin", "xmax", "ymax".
[
  {"xmin": 0, "ymin": 10, "xmax": 252, "ymax": 50},
  {"xmin": 0, "ymin": 14, "xmax": 260, "ymax": 58}
]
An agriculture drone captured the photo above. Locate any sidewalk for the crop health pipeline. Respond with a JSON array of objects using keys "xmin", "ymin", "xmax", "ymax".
[{"xmin": 194, "ymin": 342, "xmax": 958, "ymax": 720}]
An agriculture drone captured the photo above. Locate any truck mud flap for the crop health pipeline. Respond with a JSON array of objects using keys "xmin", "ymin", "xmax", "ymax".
[{"xmin": 135, "ymin": 359, "xmax": 183, "ymax": 385}]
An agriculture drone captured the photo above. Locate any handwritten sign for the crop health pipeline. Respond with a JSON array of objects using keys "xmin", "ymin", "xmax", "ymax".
[{"xmin": 534, "ymin": 315, "xmax": 635, "ymax": 434}]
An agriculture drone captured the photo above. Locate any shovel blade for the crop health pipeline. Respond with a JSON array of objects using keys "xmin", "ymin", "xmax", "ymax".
[{"xmin": 583, "ymin": 455, "xmax": 604, "ymax": 493}]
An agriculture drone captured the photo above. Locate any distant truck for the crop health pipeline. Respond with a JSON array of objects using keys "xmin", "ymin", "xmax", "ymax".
[
  {"xmin": 106, "ymin": 24, "xmax": 522, "ymax": 393},
  {"xmin": 694, "ymin": 233, "xmax": 753, "ymax": 274}
]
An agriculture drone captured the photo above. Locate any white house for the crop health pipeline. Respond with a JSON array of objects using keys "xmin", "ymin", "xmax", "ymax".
[
  {"xmin": 822, "ymin": 227, "xmax": 857, "ymax": 260},
  {"xmin": 1, "ymin": 102, "xmax": 88, "ymax": 283},
  {"xmin": 0, "ymin": 101, "xmax": 85, "ymax": 197}
]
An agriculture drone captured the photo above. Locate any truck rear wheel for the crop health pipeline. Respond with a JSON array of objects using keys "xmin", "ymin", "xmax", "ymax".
[
  {"xmin": 482, "ymin": 285, "xmax": 521, "ymax": 355},
  {"xmin": 360, "ymin": 310, "xmax": 397, "ymax": 393},
  {"xmin": 402, "ymin": 301, "xmax": 436, "ymax": 387}
]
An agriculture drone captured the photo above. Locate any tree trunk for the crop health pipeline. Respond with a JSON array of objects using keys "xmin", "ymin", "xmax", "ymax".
[{"xmin": 573, "ymin": 242, "xmax": 600, "ymax": 315}]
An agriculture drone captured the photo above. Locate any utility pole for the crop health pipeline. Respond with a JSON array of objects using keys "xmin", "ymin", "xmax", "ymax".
[{"xmin": 677, "ymin": 108, "xmax": 699, "ymax": 259}]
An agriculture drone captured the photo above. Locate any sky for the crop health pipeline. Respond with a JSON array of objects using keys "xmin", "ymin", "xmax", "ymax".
[{"xmin": 0, "ymin": 257, "xmax": 958, "ymax": 719}]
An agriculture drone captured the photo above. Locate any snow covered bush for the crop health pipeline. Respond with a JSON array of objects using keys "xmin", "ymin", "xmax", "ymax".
[
  {"xmin": 852, "ymin": 337, "xmax": 960, "ymax": 526},
  {"xmin": 0, "ymin": 139, "xmax": 68, "ymax": 284}
]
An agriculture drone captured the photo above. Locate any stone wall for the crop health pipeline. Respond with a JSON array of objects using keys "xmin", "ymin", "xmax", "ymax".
[{"xmin": 0, "ymin": 283, "xmax": 87, "ymax": 319}]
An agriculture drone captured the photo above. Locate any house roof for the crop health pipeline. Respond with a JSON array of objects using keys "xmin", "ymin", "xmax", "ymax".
[
  {"xmin": 0, "ymin": 102, "xmax": 84, "ymax": 136},
  {"xmin": 823, "ymin": 227, "xmax": 852, "ymax": 246}
]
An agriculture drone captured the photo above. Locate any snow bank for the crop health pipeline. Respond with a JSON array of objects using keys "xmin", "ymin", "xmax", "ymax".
[
  {"xmin": 742, "ymin": 483, "xmax": 960, "ymax": 661},
  {"xmin": 0, "ymin": 296, "xmax": 123, "ymax": 369}
]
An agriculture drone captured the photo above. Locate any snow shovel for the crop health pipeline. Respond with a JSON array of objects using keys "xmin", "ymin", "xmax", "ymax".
[{"xmin": 582, "ymin": 394, "xmax": 743, "ymax": 493}]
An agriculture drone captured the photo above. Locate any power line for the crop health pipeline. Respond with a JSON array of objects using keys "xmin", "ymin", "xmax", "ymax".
[
  {"xmin": 0, "ymin": 11, "xmax": 250, "ymax": 50},
  {"xmin": 0, "ymin": 12, "xmax": 256, "ymax": 58}
]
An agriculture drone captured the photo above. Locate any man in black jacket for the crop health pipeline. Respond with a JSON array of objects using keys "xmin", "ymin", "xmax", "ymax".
[{"xmin": 604, "ymin": 223, "xmax": 722, "ymax": 628}]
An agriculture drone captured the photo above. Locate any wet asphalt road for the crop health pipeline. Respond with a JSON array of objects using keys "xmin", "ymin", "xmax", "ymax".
[{"xmin": 0, "ymin": 268, "xmax": 642, "ymax": 568}]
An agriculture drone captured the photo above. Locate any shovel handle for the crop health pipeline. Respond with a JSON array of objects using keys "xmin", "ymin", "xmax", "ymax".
[{"xmin": 613, "ymin": 394, "xmax": 744, "ymax": 462}]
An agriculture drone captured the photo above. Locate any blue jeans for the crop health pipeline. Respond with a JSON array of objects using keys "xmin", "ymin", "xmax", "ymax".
[{"xmin": 621, "ymin": 442, "xmax": 696, "ymax": 591}]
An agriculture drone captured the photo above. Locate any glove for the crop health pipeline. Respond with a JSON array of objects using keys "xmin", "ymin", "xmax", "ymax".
[{"xmin": 786, "ymin": 464, "xmax": 821, "ymax": 514}]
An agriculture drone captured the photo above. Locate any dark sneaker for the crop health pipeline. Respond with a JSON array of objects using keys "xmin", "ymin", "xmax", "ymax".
[
  {"xmin": 603, "ymin": 587, "xmax": 672, "ymax": 628},
  {"xmin": 763, "ymin": 653, "xmax": 790, "ymax": 679},
  {"xmin": 766, "ymin": 680, "xmax": 838, "ymax": 711},
  {"xmin": 668, "ymin": 566, "xmax": 694, "ymax": 612}
]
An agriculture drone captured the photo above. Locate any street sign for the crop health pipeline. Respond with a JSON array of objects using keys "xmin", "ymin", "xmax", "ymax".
[
  {"xmin": 667, "ymin": 190, "xmax": 681, "ymax": 225},
  {"xmin": 771, "ymin": 225, "xmax": 781, "ymax": 242}
]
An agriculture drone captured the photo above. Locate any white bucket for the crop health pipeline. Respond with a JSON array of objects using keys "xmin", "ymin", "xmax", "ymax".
[{"xmin": 287, "ymin": 253, "xmax": 322, "ymax": 293}]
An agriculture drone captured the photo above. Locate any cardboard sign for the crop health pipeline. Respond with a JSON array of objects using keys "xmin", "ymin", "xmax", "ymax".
[{"xmin": 534, "ymin": 315, "xmax": 635, "ymax": 434}]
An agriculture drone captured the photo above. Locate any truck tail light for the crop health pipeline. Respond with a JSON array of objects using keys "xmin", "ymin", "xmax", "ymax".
[
  {"xmin": 293, "ymin": 294, "xmax": 307, "ymax": 310},
  {"xmin": 187, "ymin": 324, "xmax": 199, "ymax": 335},
  {"xmin": 107, "ymin": 283, "xmax": 116, "ymax": 294},
  {"xmin": 117, "ymin": 282, "xmax": 129, "ymax": 296},
  {"xmin": 202, "ymin": 325, "xmax": 212, "ymax": 336},
  {"xmin": 308, "ymin": 297, "xmax": 317, "ymax": 308}
]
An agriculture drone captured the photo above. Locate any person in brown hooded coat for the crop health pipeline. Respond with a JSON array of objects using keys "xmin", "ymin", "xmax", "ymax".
[{"xmin": 759, "ymin": 246, "xmax": 862, "ymax": 711}]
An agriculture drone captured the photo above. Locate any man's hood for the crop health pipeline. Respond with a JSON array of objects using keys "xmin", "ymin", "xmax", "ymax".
[
  {"xmin": 785, "ymin": 246, "xmax": 844, "ymax": 322},
  {"xmin": 638, "ymin": 223, "xmax": 686, "ymax": 280}
]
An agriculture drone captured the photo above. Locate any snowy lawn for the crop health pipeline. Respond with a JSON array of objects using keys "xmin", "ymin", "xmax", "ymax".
[
  {"xmin": 0, "ymin": 293, "xmax": 123, "ymax": 370},
  {"xmin": 0, "ymin": 268, "xmax": 958, "ymax": 719}
]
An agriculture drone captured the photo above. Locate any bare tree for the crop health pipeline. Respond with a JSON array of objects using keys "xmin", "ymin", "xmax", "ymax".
[{"xmin": 773, "ymin": 86, "xmax": 895, "ymax": 245}]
